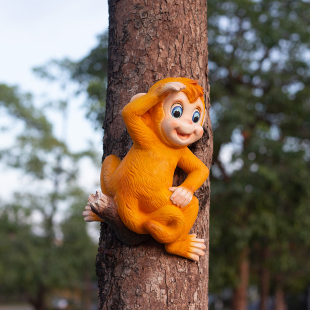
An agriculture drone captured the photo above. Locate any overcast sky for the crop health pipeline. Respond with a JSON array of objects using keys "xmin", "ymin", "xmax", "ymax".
[
  {"xmin": 0, "ymin": 0, "xmax": 109, "ymax": 200},
  {"xmin": 0, "ymin": 0, "xmax": 108, "ymax": 90}
]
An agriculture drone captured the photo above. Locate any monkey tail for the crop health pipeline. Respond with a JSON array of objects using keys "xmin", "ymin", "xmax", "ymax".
[{"xmin": 100, "ymin": 155, "xmax": 121, "ymax": 196}]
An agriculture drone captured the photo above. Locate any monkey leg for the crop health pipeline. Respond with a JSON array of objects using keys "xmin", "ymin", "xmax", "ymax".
[
  {"xmin": 143, "ymin": 206, "xmax": 186, "ymax": 244},
  {"xmin": 164, "ymin": 197, "xmax": 206, "ymax": 261},
  {"xmin": 100, "ymin": 154, "xmax": 121, "ymax": 196},
  {"xmin": 90, "ymin": 192, "xmax": 150, "ymax": 245}
]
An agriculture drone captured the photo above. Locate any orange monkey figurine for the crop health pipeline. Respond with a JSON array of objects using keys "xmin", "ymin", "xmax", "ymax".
[{"xmin": 83, "ymin": 77, "xmax": 209, "ymax": 261}]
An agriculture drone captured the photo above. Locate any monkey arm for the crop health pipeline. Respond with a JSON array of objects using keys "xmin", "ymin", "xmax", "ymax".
[
  {"xmin": 122, "ymin": 93, "xmax": 159, "ymax": 118},
  {"xmin": 122, "ymin": 93, "xmax": 159, "ymax": 145},
  {"xmin": 177, "ymin": 148, "xmax": 209, "ymax": 193}
]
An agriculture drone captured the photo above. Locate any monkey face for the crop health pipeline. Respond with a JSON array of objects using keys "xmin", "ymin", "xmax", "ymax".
[{"xmin": 161, "ymin": 92, "xmax": 204, "ymax": 147}]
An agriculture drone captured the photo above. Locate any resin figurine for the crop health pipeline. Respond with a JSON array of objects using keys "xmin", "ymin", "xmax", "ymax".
[{"xmin": 83, "ymin": 77, "xmax": 209, "ymax": 261}]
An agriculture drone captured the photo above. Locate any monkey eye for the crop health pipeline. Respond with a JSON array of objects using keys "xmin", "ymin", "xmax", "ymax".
[
  {"xmin": 192, "ymin": 110, "xmax": 200, "ymax": 123},
  {"xmin": 171, "ymin": 104, "xmax": 183, "ymax": 118}
]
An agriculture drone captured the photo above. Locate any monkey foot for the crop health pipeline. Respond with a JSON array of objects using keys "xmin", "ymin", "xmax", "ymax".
[
  {"xmin": 88, "ymin": 191, "xmax": 149, "ymax": 246},
  {"xmin": 83, "ymin": 191, "xmax": 104, "ymax": 222},
  {"xmin": 165, "ymin": 234, "xmax": 206, "ymax": 262}
]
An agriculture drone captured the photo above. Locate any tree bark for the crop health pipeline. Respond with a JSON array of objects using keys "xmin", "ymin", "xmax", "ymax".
[
  {"xmin": 259, "ymin": 248, "xmax": 270, "ymax": 310},
  {"xmin": 28, "ymin": 285, "xmax": 46, "ymax": 310},
  {"xmin": 232, "ymin": 249, "xmax": 249, "ymax": 310},
  {"xmin": 96, "ymin": 0, "xmax": 212, "ymax": 309}
]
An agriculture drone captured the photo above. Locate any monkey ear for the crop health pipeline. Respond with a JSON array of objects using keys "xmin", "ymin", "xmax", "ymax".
[{"xmin": 130, "ymin": 93, "xmax": 147, "ymax": 102}]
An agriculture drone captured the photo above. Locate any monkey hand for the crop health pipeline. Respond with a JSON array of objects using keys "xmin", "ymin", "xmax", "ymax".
[
  {"xmin": 130, "ymin": 92, "xmax": 147, "ymax": 102},
  {"xmin": 169, "ymin": 186, "xmax": 193, "ymax": 208},
  {"xmin": 153, "ymin": 82, "xmax": 186, "ymax": 100}
]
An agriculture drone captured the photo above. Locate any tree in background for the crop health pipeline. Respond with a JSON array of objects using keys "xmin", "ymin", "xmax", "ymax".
[
  {"xmin": 0, "ymin": 84, "xmax": 98, "ymax": 310},
  {"xmin": 33, "ymin": 32, "xmax": 108, "ymax": 130},
  {"xmin": 207, "ymin": 0, "xmax": 310, "ymax": 309}
]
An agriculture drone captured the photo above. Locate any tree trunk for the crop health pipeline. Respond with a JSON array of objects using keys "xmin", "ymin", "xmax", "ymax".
[
  {"xmin": 82, "ymin": 271, "xmax": 92, "ymax": 310},
  {"xmin": 96, "ymin": 0, "xmax": 212, "ymax": 309},
  {"xmin": 29, "ymin": 285, "xmax": 46, "ymax": 310},
  {"xmin": 232, "ymin": 249, "xmax": 249, "ymax": 310},
  {"xmin": 274, "ymin": 285, "xmax": 286, "ymax": 310},
  {"xmin": 259, "ymin": 248, "xmax": 270, "ymax": 310}
]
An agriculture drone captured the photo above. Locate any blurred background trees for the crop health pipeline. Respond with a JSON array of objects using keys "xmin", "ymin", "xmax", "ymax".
[
  {"xmin": 1, "ymin": 0, "xmax": 310, "ymax": 309},
  {"xmin": 0, "ymin": 85, "xmax": 98, "ymax": 309},
  {"xmin": 207, "ymin": 0, "xmax": 310, "ymax": 309}
]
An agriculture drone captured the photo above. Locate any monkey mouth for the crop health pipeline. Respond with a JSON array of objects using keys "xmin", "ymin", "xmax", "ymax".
[{"xmin": 176, "ymin": 131, "xmax": 192, "ymax": 141}]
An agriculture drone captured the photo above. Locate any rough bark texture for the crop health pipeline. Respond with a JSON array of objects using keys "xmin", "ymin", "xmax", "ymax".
[
  {"xmin": 96, "ymin": 0, "xmax": 212, "ymax": 309},
  {"xmin": 232, "ymin": 249, "xmax": 249, "ymax": 310}
]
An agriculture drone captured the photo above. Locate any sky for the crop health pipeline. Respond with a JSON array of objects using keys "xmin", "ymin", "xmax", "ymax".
[
  {"xmin": 0, "ymin": 0, "xmax": 109, "ymax": 200},
  {"xmin": 0, "ymin": 0, "xmax": 108, "ymax": 89}
]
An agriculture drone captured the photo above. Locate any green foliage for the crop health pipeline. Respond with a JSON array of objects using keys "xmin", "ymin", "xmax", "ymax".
[
  {"xmin": 33, "ymin": 32, "xmax": 108, "ymax": 129},
  {"xmin": 0, "ymin": 197, "xmax": 96, "ymax": 295},
  {"xmin": 0, "ymin": 84, "xmax": 52, "ymax": 133},
  {"xmin": 0, "ymin": 85, "xmax": 98, "ymax": 309},
  {"xmin": 208, "ymin": 0, "xmax": 310, "ymax": 296}
]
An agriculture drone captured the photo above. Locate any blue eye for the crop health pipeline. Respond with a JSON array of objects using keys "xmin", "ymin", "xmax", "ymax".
[
  {"xmin": 171, "ymin": 105, "xmax": 183, "ymax": 118},
  {"xmin": 192, "ymin": 110, "xmax": 200, "ymax": 123}
]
